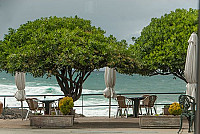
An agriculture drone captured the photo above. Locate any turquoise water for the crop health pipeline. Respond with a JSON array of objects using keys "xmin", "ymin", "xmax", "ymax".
[
  {"xmin": 0, "ymin": 71, "xmax": 186, "ymax": 116},
  {"xmin": 85, "ymin": 71, "xmax": 185, "ymax": 93}
]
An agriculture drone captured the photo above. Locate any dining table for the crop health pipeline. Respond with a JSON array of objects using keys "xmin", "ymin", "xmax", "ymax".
[
  {"xmin": 39, "ymin": 99, "xmax": 56, "ymax": 115},
  {"xmin": 127, "ymin": 96, "xmax": 145, "ymax": 118}
]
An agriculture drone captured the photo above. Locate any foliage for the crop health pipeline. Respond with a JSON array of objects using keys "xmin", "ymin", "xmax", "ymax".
[
  {"xmin": 0, "ymin": 16, "xmax": 135, "ymax": 101},
  {"xmin": 168, "ymin": 102, "xmax": 182, "ymax": 115},
  {"xmin": 59, "ymin": 96, "xmax": 74, "ymax": 115},
  {"xmin": 129, "ymin": 8, "xmax": 198, "ymax": 82}
]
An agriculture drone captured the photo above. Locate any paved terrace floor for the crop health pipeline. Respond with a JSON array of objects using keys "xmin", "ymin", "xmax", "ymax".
[{"xmin": 0, "ymin": 117, "xmax": 193, "ymax": 134}]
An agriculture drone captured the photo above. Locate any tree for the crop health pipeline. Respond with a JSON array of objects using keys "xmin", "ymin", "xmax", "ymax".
[
  {"xmin": 0, "ymin": 16, "xmax": 134, "ymax": 101},
  {"xmin": 129, "ymin": 8, "xmax": 198, "ymax": 83}
]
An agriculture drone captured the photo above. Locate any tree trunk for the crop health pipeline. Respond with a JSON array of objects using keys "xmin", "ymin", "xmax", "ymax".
[{"xmin": 55, "ymin": 68, "xmax": 92, "ymax": 102}]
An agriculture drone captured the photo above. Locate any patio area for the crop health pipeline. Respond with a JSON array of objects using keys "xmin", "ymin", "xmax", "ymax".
[{"xmin": 0, "ymin": 116, "xmax": 192, "ymax": 134}]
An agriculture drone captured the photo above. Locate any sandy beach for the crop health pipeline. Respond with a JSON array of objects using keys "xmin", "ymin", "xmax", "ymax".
[{"xmin": 0, "ymin": 116, "xmax": 193, "ymax": 134}]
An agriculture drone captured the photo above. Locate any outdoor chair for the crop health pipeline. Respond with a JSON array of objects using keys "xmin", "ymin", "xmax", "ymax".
[
  {"xmin": 139, "ymin": 95, "xmax": 149, "ymax": 115},
  {"xmin": 50, "ymin": 101, "xmax": 58, "ymax": 115},
  {"xmin": 50, "ymin": 98, "xmax": 62, "ymax": 115},
  {"xmin": 140, "ymin": 95, "xmax": 157, "ymax": 115},
  {"xmin": 51, "ymin": 97, "xmax": 63, "ymax": 115},
  {"xmin": 25, "ymin": 98, "xmax": 44, "ymax": 120},
  {"xmin": 115, "ymin": 96, "xmax": 131, "ymax": 118},
  {"xmin": 0, "ymin": 101, "xmax": 3, "ymax": 115},
  {"xmin": 178, "ymin": 95, "xmax": 195, "ymax": 133}
]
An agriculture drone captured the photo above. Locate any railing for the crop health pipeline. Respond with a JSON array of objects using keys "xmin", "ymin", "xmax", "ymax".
[{"xmin": 0, "ymin": 91, "xmax": 185, "ymax": 116}]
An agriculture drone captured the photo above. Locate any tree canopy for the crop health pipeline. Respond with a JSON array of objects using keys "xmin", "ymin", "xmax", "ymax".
[
  {"xmin": 0, "ymin": 16, "xmax": 135, "ymax": 101},
  {"xmin": 129, "ymin": 8, "xmax": 198, "ymax": 82}
]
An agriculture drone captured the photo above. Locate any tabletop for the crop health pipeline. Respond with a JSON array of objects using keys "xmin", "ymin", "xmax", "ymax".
[
  {"xmin": 127, "ymin": 97, "xmax": 145, "ymax": 100},
  {"xmin": 39, "ymin": 99, "xmax": 56, "ymax": 103}
]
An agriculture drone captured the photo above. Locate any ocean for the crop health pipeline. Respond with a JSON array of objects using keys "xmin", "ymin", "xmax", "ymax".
[{"xmin": 0, "ymin": 71, "xmax": 186, "ymax": 116}]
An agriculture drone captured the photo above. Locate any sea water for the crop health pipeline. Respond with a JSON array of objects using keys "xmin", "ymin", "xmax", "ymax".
[{"xmin": 0, "ymin": 71, "xmax": 186, "ymax": 116}]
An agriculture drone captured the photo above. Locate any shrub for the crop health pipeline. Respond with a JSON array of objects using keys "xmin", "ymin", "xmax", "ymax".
[
  {"xmin": 168, "ymin": 102, "xmax": 182, "ymax": 115},
  {"xmin": 59, "ymin": 97, "xmax": 74, "ymax": 115}
]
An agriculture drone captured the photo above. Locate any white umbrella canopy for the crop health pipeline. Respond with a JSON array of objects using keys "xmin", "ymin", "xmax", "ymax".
[
  {"xmin": 103, "ymin": 67, "xmax": 117, "ymax": 118},
  {"xmin": 14, "ymin": 72, "xmax": 26, "ymax": 120},
  {"xmin": 14, "ymin": 72, "xmax": 26, "ymax": 101},
  {"xmin": 103, "ymin": 67, "xmax": 117, "ymax": 99},
  {"xmin": 184, "ymin": 32, "xmax": 198, "ymax": 99}
]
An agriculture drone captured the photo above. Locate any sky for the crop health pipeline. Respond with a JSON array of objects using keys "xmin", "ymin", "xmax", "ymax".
[{"xmin": 0, "ymin": 0, "xmax": 198, "ymax": 43}]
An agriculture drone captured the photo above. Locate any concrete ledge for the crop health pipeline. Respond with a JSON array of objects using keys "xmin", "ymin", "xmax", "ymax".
[
  {"xmin": 139, "ymin": 115, "xmax": 180, "ymax": 128},
  {"xmin": 30, "ymin": 115, "xmax": 74, "ymax": 128}
]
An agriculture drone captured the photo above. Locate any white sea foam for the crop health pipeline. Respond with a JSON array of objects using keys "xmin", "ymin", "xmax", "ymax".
[
  {"xmin": 0, "ymin": 71, "xmax": 186, "ymax": 116},
  {"xmin": 82, "ymin": 88, "xmax": 102, "ymax": 94}
]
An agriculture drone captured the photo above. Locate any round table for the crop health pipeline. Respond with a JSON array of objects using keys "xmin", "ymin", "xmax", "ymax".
[
  {"xmin": 39, "ymin": 99, "xmax": 56, "ymax": 115},
  {"xmin": 127, "ymin": 97, "xmax": 145, "ymax": 118}
]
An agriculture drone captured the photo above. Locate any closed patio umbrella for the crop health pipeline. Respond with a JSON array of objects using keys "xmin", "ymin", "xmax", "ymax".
[
  {"xmin": 14, "ymin": 72, "xmax": 26, "ymax": 120},
  {"xmin": 184, "ymin": 32, "xmax": 198, "ymax": 99},
  {"xmin": 103, "ymin": 67, "xmax": 117, "ymax": 118}
]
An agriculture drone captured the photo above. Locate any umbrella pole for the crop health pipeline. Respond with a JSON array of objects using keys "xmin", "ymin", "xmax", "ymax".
[
  {"xmin": 109, "ymin": 97, "xmax": 111, "ymax": 118},
  {"xmin": 196, "ymin": 6, "xmax": 200, "ymax": 133},
  {"xmin": 21, "ymin": 101, "xmax": 23, "ymax": 120}
]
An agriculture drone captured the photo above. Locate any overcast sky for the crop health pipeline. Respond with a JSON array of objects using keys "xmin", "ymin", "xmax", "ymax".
[{"xmin": 0, "ymin": 0, "xmax": 198, "ymax": 43}]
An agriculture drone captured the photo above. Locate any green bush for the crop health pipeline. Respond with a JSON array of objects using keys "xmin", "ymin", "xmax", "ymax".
[
  {"xmin": 59, "ymin": 97, "xmax": 74, "ymax": 115},
  {"xmin": 168, "ymin": 102, "xmax": 182, "ymax": 115}
]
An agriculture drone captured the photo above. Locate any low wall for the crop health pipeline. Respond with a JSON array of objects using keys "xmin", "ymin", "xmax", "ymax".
[
  {"xmin": 30, "ymin": 115, "xmax": 74, "ymax": 128},
  {"xmin": 139, "ymin": 115, "xmax": 180, "ymax": 128}
]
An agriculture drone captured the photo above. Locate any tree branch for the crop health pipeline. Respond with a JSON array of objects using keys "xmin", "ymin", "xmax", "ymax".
[
  {"xmin": 83, "ymin": 71, "xmax": 92, "ymax": 82},
  {"xmin": 73, "ymin": 76, "xmax": 83, "ymax": 101},
  {"xmin": 56, "ymin": 72, "xmax": 75, "ymax": 84},
  {"xmin": 150, "ymin": 70, "xmax": 187, "ymax": 83},
  {"xmin": 74, "ymin": 72, "xmax": 81, "ymax": 82},
  {"xmin": 172, "ymin": 72, "xmax": 187, "ymax": 83},
  {"xmin": 150, "ymin": 72, "xmax": 172, "ymax": 76},
  {"xmin": 56, "ymin": 75, "xmax": 68, "ymax": 95},
  {"xmin": 72, "ymin": 69, "xmax": 77, "ymax": 76}
]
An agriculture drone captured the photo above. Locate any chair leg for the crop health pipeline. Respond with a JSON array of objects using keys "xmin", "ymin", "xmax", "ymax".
[
  {"xmin": 25, "ymin": 110, "xmax": 30, "ymax": 120},
  {"xmin": 140, "ymin": 107, "xmax": 142, "ymax": 115},
  {"xmin": 145, "ymin": 107, "xmax": 148, "ymax": 115},
  {"xmin": 120, "ymin": 109, "xmax": 122, "ymax": 118},
  {"xmin": 147, "ymin": 108, "xmax": 150, "ymax": 115},
  {"xmin": 190, "ymin": 117, "xmax": 194, "ymax": 132},
  {"xmin": 153, "ymin": 107, "xmax": 157, "ymax": 114},
  {"xmin": 52, "ymin": 103, "xmax": 57, "ymax": 115},
  {"xmin": 188, "ymin": 116, "xmax": 192, "ymax": 133},
  {"xmin": 177, "ymin": 116, "xmax": 183, "ymax": 133},
  {"xmin": 55, "ymin": 109, "xmax": 58, "ymax": 115},
  {"xmin": 116, "ymin": 108, "xmax": 122, "ymax": 118},
  {"xmin": 124, "ymin": 109, "xmax": 128, "ymax": 118},
  {"xmin": 116, "ymin": 108, "xmax": 119, "ymax": 118}
]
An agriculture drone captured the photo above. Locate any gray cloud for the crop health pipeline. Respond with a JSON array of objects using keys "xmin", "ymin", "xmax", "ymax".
[{"xmin": 0, "ymin": 0, "xmax": 198, "ymax": 43}]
